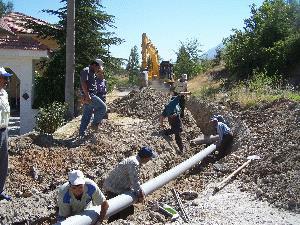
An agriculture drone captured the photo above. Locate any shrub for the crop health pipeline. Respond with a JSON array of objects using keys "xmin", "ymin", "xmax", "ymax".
[
  {"xmin": 35, "ymin": 102, "xmax": 68, "ymax": 134},
  {"xmin": 229, "ymin": 70, "xmax": 300, "ymax": 107},
  {"xmin": 223, "ymin": 0, "xmax": 300, "ymax": 80}
]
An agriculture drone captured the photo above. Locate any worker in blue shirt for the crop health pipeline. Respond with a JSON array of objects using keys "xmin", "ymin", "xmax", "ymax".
[
  {"xmin": 159, "ymin": 95, "xmax": 184, "ymax": 153},
  {"xmin": 210, "ymin": 118, "xmax": 233, "ymax": 160}
]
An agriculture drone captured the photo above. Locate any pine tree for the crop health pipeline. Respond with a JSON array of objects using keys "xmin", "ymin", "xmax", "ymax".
[
  {"xmin": 174, "ymin": 39, "xmax": 202, "ymax": 79},
  {"xmin": 31, "ymin": 0, "xmax": 123, "ymax": 108},
  {"xmin": 0, "ymin": 0, "xmax": 13, "ymax": 18},
  {"xmin": 126, "ymin": 46, "xmax": 140, "ymax": 84}
]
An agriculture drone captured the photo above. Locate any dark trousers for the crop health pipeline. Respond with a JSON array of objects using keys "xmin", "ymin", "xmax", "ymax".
[
  {"xmin": 0, "ymin": 128, "xmax": 8, "ymax": 193},
  {"xmin": 96, "ymin": 94, "xmax": 108, "ymax": 119},
  {"xmin": 216, "ymin": 133, "xmax": 233, "ymax": 160},
  {"xmin": 164, "ymin": 115, "xmax": 184, "ymax": 151},
  {"xmin": 106, "ymin": 191, "xmax": 134, "ymax": 223},
  {"xmin": 179, "ymin": 95, "xmax": 185, "ymax": 118}
]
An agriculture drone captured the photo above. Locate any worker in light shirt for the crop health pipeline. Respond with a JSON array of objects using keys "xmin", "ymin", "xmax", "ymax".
[
  {"xmin": 103, "ymin": 146, "xmax": 158, "ymax": 222},
  {"xmin": 172, "ymin": 74, "xmax": 190, "ymax": 118},
  {"xmin": 0, "ymin": 67, "xmax": 12, "ymax": 201},
  {"xmin": 210, "ymin": 117, "xmax": 234, "ymax": 160},
  {"xmin": 57, "ymin": 170, "xmax": 109, "ymax": 222}
]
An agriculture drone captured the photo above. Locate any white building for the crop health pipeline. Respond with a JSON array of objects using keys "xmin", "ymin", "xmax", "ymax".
[{"xmin": 0, "ymin": 12, "xmax": 58, "ymax": 134}]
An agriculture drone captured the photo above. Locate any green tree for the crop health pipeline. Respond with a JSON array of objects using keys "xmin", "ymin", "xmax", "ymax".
[
  {"xmin": 30, "ymin": 0, "xmax": 123, "ymax": 108},
  {"xmin": 0, "ymin": 0, "xmax": 13, "ymax": 18},
  {"xmin": 174, "ymin": 39, "xmax": 202, "ymax": 79},
  {"xmin": 223, "ymin": 0, "xmax": 300, "ymax": 80},
  {"xmin": 126, "ymin": 45, "xmax": 140, "ymax": 84}
]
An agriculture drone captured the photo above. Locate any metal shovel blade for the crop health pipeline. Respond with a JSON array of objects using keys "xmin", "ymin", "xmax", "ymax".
[{"xmin": 247, "ymin": 155, "xmax": 261, "ymax": 160}]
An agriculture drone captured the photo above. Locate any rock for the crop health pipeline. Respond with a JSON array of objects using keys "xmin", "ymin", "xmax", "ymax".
[
  {"xmin": 287, "ymin": 199, "xmax": 297, "ymax": 210},
  {"xmin": 22, "ymin": 191, "xmax": 33, "ymax": 198},
  {"xmin": 149, "ymin": 211, "xmax": 165, "ymax": 222},
  {"xmin": 180, "ymin": 191, "xmax": 199, "ymax": 200}
]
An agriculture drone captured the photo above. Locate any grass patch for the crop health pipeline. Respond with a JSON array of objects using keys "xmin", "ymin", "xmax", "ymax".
[
  {"xmin": 193, "ymin": 85, "xmax": 222, "ymax": 100},
  {"xmin": 188, "ymin": 69, "xmax": 300, "ymax": 106},
  {"xmin": 229, "ymin": 71, "xmax": 300, "ymax": 107}
]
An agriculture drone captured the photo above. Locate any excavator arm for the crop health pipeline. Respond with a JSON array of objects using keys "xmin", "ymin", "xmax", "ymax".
[{"xmin": 141, "ymin": 33, "xmax": 159, "ymax": 79}]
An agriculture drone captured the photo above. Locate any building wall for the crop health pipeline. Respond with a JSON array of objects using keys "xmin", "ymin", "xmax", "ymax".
[{"xmin": 0, "ymin": 48, "xmax": 48, "ymax": 134}]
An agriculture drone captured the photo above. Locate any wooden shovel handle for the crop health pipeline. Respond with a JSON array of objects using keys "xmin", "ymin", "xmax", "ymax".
[{"xmin": 217, "ymin": 159, "xmax": 252, "ymax": 188}]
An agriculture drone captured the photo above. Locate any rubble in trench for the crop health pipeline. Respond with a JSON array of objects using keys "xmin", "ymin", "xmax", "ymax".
[{"xmin": 0, "ymin": 87, "xmax": 299, "ymax": 225}]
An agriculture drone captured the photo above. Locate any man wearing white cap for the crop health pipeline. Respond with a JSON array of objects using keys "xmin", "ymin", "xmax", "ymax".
[
  {"xmin": 79, "ymin": 59, "xmax": 107, "ymax": 137},
  {"xmin": 0, "ymin": 67, "xmax": 12, "ymax": 201},
  {"xmin": 57, "ymin": 170, "xmax": 109, "ymax": 222}
]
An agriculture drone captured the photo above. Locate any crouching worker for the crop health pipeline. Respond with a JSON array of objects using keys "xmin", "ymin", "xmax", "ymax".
[
  {"xmin": 57, "ymin": 170, "xmax": 109, "ymax": 223},
  {"xmin": 159, "ymin": 95, "xmax": 184, "ymax": 153},
  {"xmin": 103, "ymin": 146, "xmax": 158, "ymax": 223},
  {"xmin": 210, "ymin": 118, "xmax": 234, "ymax": 160}
]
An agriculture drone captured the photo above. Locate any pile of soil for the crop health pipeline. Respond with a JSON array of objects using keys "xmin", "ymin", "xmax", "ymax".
[
  {"xmin": 187, "ymin": 97, "xmax": 300, "ymax": 212},
  {"xmin": 0, "ymin": 88, "xmax": 299, "ymax": 225}
]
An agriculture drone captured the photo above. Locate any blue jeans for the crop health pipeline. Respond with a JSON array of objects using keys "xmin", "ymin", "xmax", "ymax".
[
  {"xmin": 79, "ymin": 94, "xmax": 107, "ymax": 136},
  {"xmin": 0, "ymin": 128, "xmax": 8, "ymax": 193}
]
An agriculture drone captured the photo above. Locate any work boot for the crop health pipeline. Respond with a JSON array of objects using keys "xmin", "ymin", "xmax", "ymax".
[
  {"xmin": 103, "ymin": 113, "xmax": 108, "ymax": 119},
  {"xmin": 0, "ymin": 192, "xmax": 12, "ymax": 201},
  {"xmin": 90, "ymin": 123, "xmax": 99, "ymax": 131}
]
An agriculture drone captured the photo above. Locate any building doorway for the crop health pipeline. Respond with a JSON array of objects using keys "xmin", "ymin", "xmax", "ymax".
[{"xmin": 5, "ymin": 68, "xmax": 20, "ymax": 116}]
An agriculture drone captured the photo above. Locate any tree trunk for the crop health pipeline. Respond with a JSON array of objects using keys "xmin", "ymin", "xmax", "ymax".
[{"xmin": 65, "ymin": 0, "xmax": 75, "ymax": 118}]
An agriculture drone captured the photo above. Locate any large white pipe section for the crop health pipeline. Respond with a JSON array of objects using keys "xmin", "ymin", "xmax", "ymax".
[{"xmin": 56, "ymin": 144, "xmax": 216, "ymax": 225}]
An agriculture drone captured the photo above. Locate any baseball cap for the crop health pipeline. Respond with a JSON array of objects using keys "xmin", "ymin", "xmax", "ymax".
[
  {"xmin": 95, "ymin": 58, "xmax": 104, "ymax": 67},
  {"xmin": 0, "ymin": 67, "xmax": 12, "ymax": 77},
  {"xmin": 210, "ymin": 117, "xmax": 218, "ymax": 123},
  {"xmin": 138, "ymin": 146, "xmax": 158, "ymax": 159},
  {"xmin": 68, "ymin": 170, "xmax": 85, "ymax": 186}
]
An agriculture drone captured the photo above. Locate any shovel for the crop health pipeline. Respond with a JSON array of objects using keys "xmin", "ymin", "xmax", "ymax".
[{"xmin": 212, "ymin": 155, "xmax": 260, "ymax": 195}]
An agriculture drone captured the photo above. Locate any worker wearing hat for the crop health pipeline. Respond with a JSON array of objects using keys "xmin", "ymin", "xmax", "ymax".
[
  {"xmin": 57, "ymin": 170, "xmax": 109, "ymax": 222},
  {"xmin": 79, "ymin": 59, "xmax": 107, "ymax": 137},
  {"xmin": 0, "ymin": 67, "xmax": 12, "ymax": 201},
  {"xmin": 210, "ymin": 117, "xmax": 233, "ymax": 160},
  {"xmin": 103, "ymin": 146, "xmax": 158, "ymax": 222},
  {"xmin": 172, "ymin": 73, "xmax": 190, "ymax": 119}
]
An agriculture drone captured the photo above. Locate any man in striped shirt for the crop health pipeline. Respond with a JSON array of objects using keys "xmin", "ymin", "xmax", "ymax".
[
  {"xmin": 103, "ymin": 146, "xmax": 157, "ymax": 222},
  {"xmin": 210, "ymin": 118, "xmax": 234, "ymax": 160},
  {"xmin": 57, "ymin": 170, "xmax": 109, "ymax": 222}
]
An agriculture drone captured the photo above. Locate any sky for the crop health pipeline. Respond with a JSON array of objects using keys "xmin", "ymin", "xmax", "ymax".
[{"xmin": 11, "ymin": 0, "xmax": 265, "ymax": 62}]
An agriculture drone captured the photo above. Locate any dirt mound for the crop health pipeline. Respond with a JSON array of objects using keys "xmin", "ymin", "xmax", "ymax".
[
  {"xmin": 235, "ymin": 99, "xmax": 300, "ymax": 211},
  {"xmin": 187, "ymin": 97, "xmax": 300, "ymax": 212},
  {"xmin": 109, "ymin": 87, "xmax": 169, "ymax": 120}
]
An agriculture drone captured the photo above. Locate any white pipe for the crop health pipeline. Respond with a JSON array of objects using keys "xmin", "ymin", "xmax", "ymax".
[
  {"xmin": 191, "ymin": 134, "xmax": 219, "ymax": 145},
  {"xmin": 56, "ymin": 144, "xmax": 216, "ymax": 225}
]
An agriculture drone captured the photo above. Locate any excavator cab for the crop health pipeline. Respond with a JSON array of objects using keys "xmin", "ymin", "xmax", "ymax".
[{"xmin": 159, "ymin": 61, "xmax": 173, "ymax": 80}]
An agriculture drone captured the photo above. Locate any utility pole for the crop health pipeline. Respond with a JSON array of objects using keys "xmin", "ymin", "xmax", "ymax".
[{"xmin": 65, "ymin": 0, "xmax": 75, "ymax": 117}]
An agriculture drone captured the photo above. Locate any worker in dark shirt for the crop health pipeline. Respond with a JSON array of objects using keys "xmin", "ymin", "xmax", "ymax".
[
  {"xmin": 159, "ymin": 95, "xmax": 184, "ymax": 153},
  {"xmin": 79, "ymin": 59, "xmax": 107, "ymax": 137}
]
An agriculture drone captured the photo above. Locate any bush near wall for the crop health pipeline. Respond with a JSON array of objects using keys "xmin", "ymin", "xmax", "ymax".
[{"xmin": 35, "ymin": 101, "xmax": 68, "ymax": 134}]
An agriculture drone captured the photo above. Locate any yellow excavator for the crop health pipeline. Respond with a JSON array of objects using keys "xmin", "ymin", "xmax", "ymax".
[
  {"xmin": 141, "ymin": 33, "xmax": 173, "ymax": 80},
  {"xmin": 141, "ymin": 33, "xmax": 159, "ymax": 80}
]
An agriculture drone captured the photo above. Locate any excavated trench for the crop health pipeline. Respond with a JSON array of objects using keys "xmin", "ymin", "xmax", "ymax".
[{"xmin": 0, "ymin": 87, "xmax": 299, "ymax": 225}]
